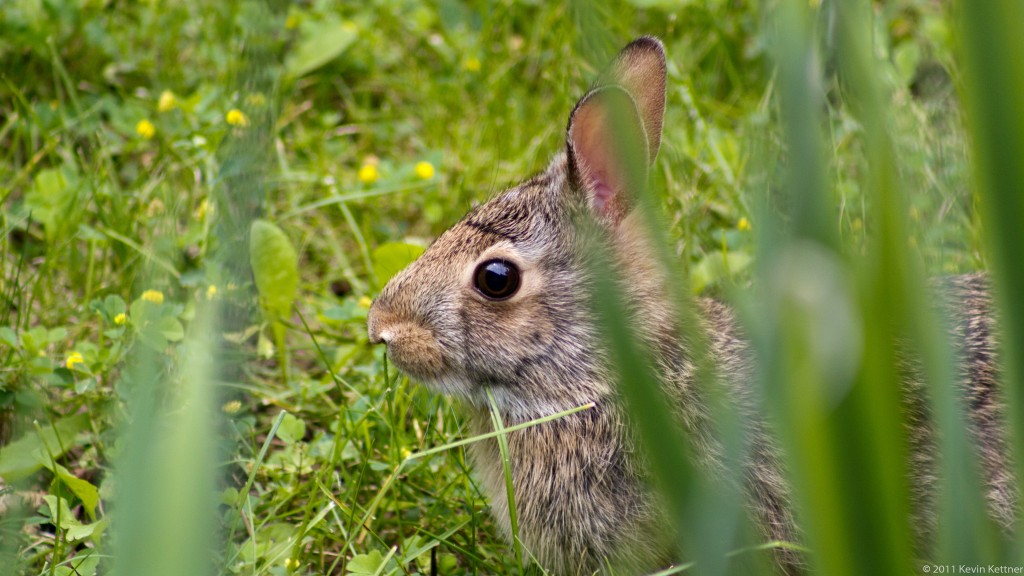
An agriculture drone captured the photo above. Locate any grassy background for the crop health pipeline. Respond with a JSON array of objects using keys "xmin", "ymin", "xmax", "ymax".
[{"xmin": 0, "ymin": 0, "xmax": 1002, "ymax": 574}]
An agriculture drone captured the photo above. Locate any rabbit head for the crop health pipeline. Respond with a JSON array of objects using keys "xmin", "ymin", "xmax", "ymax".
[{"xmin": 367, "ymin": 37, "xmax": 667, "ymax": 420}]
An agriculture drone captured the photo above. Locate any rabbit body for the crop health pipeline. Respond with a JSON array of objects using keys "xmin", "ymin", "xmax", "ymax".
[{"xmin": 367, "ymin": 37, "xmax": 1013, "ymax": 575}]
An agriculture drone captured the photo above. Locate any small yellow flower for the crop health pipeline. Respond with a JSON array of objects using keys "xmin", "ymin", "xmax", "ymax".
[
  {"xmin": 141, "ymin": 289, "xmax": 164, "ymax": 304},
  {"xmin": 136, "ymin": 119, "xmax": 156, "ymax": 139},
  {"xmin": 738, "ymin": 217, "xmax": 752, "ymax": 232},
  {"xmin": 157, "ymin": 90, "xmax": 176, "ymax": 112},
  {"xmin": 194, "ymin": 198, "xmax": 210, "ymax": 220},
  {"xmin": 284, "ymin": 14, "xmax": 299, "ymax": 29},
  {"xmin": 358, "ymin": 163, "xmax": 379, "ymax": 184},
  {"xmin": 114, "ymin": 312, "xmax": 127, "ymax": 325},
  {"xmin": 400, "ymin": 447, "xmax": 412, "ymax": 460},
  {"xmin": 284, "ymin": 558, "xmax": 300, "ymax": 570},
  {"xmin": 414, "ymin": 161, "xmax": 435, "ymax": 180},
  {"xmin": 206, "ymin": 285, "xmax": 218, "ymax": 300},
  {"xmin": 226, "ymin": 109, "xmax": 249, "ymax": 127},
  {"xmin": 463, "ymin": 56, "xmax": 481, "ymax": 72},
  {"xmin": 357, "ymin": 295, "xmax": 373, "ymax": 308},
  {"xmin": 222, "ymin": 400, "xmax": 242, "ymax": 414},
  {"xmin": 66, "ymin": 352, "xmax": 85, "ymax": 370}
]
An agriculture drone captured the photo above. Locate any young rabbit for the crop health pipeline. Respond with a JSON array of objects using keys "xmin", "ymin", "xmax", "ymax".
[{"xmin": 366, "ymin": 37, "xmax": 1014, "ymax": 574}]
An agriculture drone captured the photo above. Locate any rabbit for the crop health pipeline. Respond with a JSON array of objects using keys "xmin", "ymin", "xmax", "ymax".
[{"xmin": 366, "ymin": 36, "xmax": 1014, "ymax": 575}]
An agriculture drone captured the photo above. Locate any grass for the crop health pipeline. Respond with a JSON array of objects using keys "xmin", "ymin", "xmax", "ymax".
[{"xmin": 0, "ymin": 0, "xmax": 1011, "ymax": 575}]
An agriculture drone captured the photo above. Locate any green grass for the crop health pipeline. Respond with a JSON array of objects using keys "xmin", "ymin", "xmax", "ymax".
[{"xmin": 0, "ymin": 0, "xmax": 1009, "ymax": 575}]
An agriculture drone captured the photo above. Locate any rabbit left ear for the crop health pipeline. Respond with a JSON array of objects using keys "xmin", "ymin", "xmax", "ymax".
[{"xmin": 566, "ymin": 37, "xmax": 667, "ymax": 227}]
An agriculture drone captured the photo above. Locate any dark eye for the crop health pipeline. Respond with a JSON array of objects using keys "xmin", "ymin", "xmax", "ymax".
[{"xmin": 474, "ymin": 259, "xmax": 521, "ymax": 300}]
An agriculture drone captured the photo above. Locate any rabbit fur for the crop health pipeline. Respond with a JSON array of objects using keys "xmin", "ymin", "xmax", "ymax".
[{"xmin": 366, "ymin": 37, "xmax": 1014, "ymax": 575}]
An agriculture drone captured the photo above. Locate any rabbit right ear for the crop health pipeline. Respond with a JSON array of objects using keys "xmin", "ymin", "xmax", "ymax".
[{"xmin": 566, "ymin": 37, "xmax": 667, "ymax": 228}]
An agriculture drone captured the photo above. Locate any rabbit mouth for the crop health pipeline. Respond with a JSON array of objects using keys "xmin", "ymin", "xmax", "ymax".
[{"xmin": 413, "ymin": 374, "xmax": 478, "ymax": 399}]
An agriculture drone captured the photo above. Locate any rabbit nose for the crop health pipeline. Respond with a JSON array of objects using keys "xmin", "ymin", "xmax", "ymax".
[{"xmin": 367, "ymin": 301, "xmax": 388, "ymax": 344}]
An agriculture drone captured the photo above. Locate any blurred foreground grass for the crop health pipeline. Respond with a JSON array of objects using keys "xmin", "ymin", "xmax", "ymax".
[{"xmin": 0, "ymin": 0, "xmax": 1008, "ymax": 575}]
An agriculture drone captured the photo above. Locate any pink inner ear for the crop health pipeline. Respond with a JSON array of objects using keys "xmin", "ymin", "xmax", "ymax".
[
  {"xmin": 587, "ymin": 169, "xmax": 616, "ymax": 216},
  {"xmin": 573, "ymin": 113, "xmax": 620, "ymax": 222}
]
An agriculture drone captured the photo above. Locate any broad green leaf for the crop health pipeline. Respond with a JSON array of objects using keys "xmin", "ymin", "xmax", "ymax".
[
  {"xmin": 690, "ymin": 250, "xmax": 752, "ymax": 293},
  {"xmin": 0, "ymin": 414, "xmax": 90, "ymax": 481},
  {"xmin": 0, "ymin": 326, "xmax": 18, "ymax": 348},
  {"xmin": 372, "ymin": 242, "xmax": 425, "ymax": 288},
  {"xmin": 286, "ymin": 16, "xmax": 359, "ymax": 79},
  {"xmin": 249, "ymin": 219, "xmax": 299, "ymax": 321},
  {"xmin": 157, "ymin": 316, "xmax": 185, "ymax": 342},
  {"xmin": 276, "ymin": 412, "xmax": 306, "ymax": 445},
  {"xmin": 65, "ymin": 518, "xmax": 108, "ymax": 543},
  {"xmin": 56, "ymin": 549, "xmax": 100, "ymax": 576},
  {"xmin": 346, "ymin": 550, "xmax": 385, "ymax": 575},
  {"xmin": 25, "ymin": 165, "xmax": 79, "ymax": 242},
  {"xmin": 45, "ymin": 462, "xmax": 100, "ymax": 519},
  {"xmin": 42, "ymin": 495, "xmax": 79, "ymax": 530}
]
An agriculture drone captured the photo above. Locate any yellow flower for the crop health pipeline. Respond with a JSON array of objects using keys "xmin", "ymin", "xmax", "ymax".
[
  {"xmin": 226, "ymin": 109, "xmax": 249, "ymax": 127},
  {"xmin": 414, "ymin": 161, "xmax": 435, "ymax": 180},
  {"xmin": 738, "ymin": 217, "xmax": 752, "ymax": 231},
  {"xmin": 66, "ymin": 352, "xmax": 85, "ymax": 370},
  {"xmin": 358, "ymin": 163, "xmax": 379, "ymax": 184},
  {"xmin": 141, "ymin": 289, "xmax": 164, "ymax": 304},
  {"xmin": 136, "ymin": 119, "xmax": 156, "ymax": 139},
  {"xmin": 284, "ymin": 558, "xmax": 300, "ymax": 570},
  {"xmin": 194, "ymin": 198, "xmax": 210, "ymax": 220},
  {"xmin": 206, "ymin": 285, "xmax": 218, "ymax": 300},
  {"xmin": 114, "ymin": 313, "xmax": 127, "ymax": 325},
  {"xmin": 157, "ymin": 90, "xmax": 176, "ymax": 112},
  {"xmin": 463, "ymin": 56, "xmax": 481, "ymax": 72},
  {"xmin": 400, "ymin": 447, "xmax": 412, "ymax": 460},
  {"xmin": 357, "ymin": 295, "xmax": 373, "ymax": 308},
  {"xmin": 284, "ymin": 14, "xmax": 299, "ymax": 29},
  {"xmin": 222, "ymin": 400, "xmax": 242, "ymax": 414}
]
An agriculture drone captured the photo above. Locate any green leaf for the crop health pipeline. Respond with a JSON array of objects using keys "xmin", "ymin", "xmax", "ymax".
[
  {"xmin": 0, "ymin": 414, "xmax": 90, "ymax": 481},
  {"xmin": 25, "ymin": 165, "xmax": 79, "ymax": 242},
  {"xmin": 690, "ymin": 250, "xmax": 752, "ymax": 293},
  {"xmin": 46, "ymin": 462, "xmax": 100, "ymax": 520},
  {"xmin": 42, "ymin": 495, "xmax": 79, "ymax": 530},
  {"xmin": 372, "ymin": 242, "xmax": 425, "ymax": 288},
  {"xmin": 286, "ymin": 16, "xmax": 359, "ymax": 79},
  {"xmin": 56, "ymin": 549, "xmax": 100, "ymax": 576},
  {"xmin": 65, "ymin": 518, "xmax": 108, "ymax": 543},
  {"xmin": 157, "ymin": 316, "xmax": 185, "ymax": 342},
  {"xmin": 249, "ymin": 219, "xmax": 299, "ymax": 321},
  {"xmin": 0, "ymin": 327, "xmax": 18, "ymax": 349},
  {"xmin": 277, "ymin": 412, "xmax": 306, "ymax": 445},
  {"xmin": 346, "ymin": 550, "xmax": 385, "ymax": 575},
  {"xmin": 893, "ymin": 41, "xmax": 921, "ymax": 87}
]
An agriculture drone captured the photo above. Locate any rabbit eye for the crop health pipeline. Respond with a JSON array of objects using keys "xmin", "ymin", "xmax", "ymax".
[{"xmin": 474, "ymin": 259, "xmax": 520, "ymax": 300}]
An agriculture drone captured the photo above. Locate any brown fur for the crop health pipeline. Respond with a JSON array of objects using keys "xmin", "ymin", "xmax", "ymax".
[{"xmin": 366, "ymin": 37, "xmax": 1013, "ymax": 574}]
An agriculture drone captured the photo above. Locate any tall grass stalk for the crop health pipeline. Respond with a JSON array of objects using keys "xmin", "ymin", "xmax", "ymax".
[
  {"xmin": 109, "ymin": 309, "xmax": 219, "ymax": 576},
  {"xmin": 957, "ymin": 3, "xmax": 1024, "ymax": 561}
]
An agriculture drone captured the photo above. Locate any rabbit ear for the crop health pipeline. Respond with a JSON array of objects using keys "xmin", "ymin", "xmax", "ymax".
[
  {"xmin": 566, "ymin": 37, "xmax": 667, "ymax": 227},
  {"xmin": 602, "ymin": 36, "xmax": 667, "ymax": 163}
]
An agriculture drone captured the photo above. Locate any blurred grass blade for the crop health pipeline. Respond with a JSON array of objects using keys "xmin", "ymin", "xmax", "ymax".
[
  {"xmin": 833, "ymin": 0, "xmax": 998, "ymax": 568},
  {"xmin": 758, "ymin": 3, "xmax": 860, "ymax": 575},
  {"xmin": 957, "ymin": 2, "xmax": 1024, "ymax": 556},
  {"xmin": 110, "ymin": 306, "xmax": 219, "ymax": 576},
  {"xmin": 584, "ymin": 86, "xmax": 763, "ymax": 574}
]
